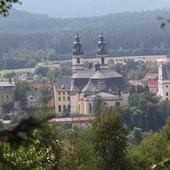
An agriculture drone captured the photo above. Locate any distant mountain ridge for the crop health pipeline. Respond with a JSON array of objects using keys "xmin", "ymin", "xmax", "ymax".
[
  {"xmin": 0, "ymin": 8, "xmax": 170, "ymax": 34},
  {"xmin": 13, "ymin": 0, "xmax": 170, "ymax": 18}
]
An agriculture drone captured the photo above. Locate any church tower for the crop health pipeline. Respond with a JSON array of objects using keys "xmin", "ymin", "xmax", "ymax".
[
  {"xmin": 96, "ymin": 34, "xmax": 108, "ymax": 69},
  {"xmin": 72, "ymin": 33, "xmax": 84, "ymax": 75}
]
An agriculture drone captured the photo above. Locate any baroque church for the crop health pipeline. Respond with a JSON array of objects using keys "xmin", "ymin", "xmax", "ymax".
[{"xmin": 54, "ymin": 33, "xmax": 129, "ymax": 114}]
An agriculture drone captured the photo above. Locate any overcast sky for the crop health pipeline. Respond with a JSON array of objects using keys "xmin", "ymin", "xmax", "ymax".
[{"xmin": 13, "ymin": 0, "xmax": 170, "ymax": 18}]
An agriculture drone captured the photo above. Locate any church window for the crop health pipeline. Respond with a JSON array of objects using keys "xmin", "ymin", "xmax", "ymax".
[
  {"xmin": 89, "ymin": 103, "xmax": 92, "ymax": 113},
  {"xmin": 58, "ymin": 105, "xmax": 61, "ymax": 112},
  {"xmin": 77, "ymin": 58, "xmax": 80, "ymax": 64},
  {"xmin": 67, "ymin": 96, "xmax": 70, "ymax": 101},
  {"xmin": 63, "ymin": 105, "xmax": 66, "ymax": 110},
  {"xmin": 166, "ymin": 92, "xmax": 169, "ymax": 96},
  {"xmin": 58, "ymin": 97, "xmax": 61, "ymax": 101},
  {"xmin": 68, "ymin": 105, "xmax": 70, "ymax": 110},
  {"xmin": 101, "ymin": 57, "xmax": 104, "ymax": 65}
]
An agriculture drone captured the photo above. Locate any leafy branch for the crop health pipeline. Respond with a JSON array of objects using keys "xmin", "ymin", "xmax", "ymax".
[{"xmin": 0, "ymin": 0, "xmax": 22, "ymax": 16}]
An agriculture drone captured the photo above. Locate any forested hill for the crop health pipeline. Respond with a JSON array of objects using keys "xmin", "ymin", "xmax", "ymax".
[
  {"xmin": 1, "ymin": 8, "xmax": 170, "ymax": 68},
  {"xmin": 1, "ymin": 8, "xmax": 170, "ymax": 33}
]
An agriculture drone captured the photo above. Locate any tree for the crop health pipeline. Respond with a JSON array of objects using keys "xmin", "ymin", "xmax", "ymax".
[
  {"xmin": 0, "ymin": 110, "xmax": 61, "ymax": 170},
  {"xmin": 93, "ymin": 95, "xmax": 103, "ymax": 115},
  {"xmin": 0, "ymin": 0, "xmax": 21, "ymax": 16},
  {"xmin": 2, "ymin": 101, "xmax": 14, "ymax": 113},
  {"xmin": 91, "ymin": 107, "xmax": 128, "ymax": 170},
  {"xmin": 13, "ymin": 80, "xmax": 30, "ymax": 110},
  {"xmin": 34, "ymin": 66, "xmax": 49, "ymax": 77},
  {"xmin": 60, "ymin": 126, "xmax": 95, "ymax": 170},
  {"xmin": 38, "ymin": 85, "xmax": 52, "ymax": 107}
]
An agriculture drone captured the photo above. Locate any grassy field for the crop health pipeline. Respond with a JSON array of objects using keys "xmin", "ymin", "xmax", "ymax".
[
  {"xmin": 110, "ymin": 55, "xmax": 167, "ymax": 62},
  {"xmin": 0, "ymin": 68, "xmax": 35, "ymax": 79}
]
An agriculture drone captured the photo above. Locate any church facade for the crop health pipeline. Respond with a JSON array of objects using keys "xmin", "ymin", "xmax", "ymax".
[{"xmin": 54, "ymin": 33, "xmax": 129, "ymax": 114}]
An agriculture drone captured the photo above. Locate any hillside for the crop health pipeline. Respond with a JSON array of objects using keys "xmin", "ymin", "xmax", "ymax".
[
  {"xmin": 0, "ymin": 8, "xmax": 170, "ymax": 68},
  {"xmin": 0, "ymin": 8, "xmax": 170, "ymax": 33}
]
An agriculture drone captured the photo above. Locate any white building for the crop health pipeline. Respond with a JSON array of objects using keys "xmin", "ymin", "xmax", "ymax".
[{"xmin": 158, "ymin": 63, "xmax": 170, "ymax": 100}]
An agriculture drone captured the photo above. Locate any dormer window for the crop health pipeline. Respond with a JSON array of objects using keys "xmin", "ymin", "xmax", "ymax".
[{"xmin": 61, "ymin": 84, "xmax": 65, "ymax": 89}]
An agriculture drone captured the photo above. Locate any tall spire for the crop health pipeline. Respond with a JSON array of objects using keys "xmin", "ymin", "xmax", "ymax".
[
  {"xmin": 96, "ymin": 34, "xmax": 108, "ymax": 70},
  {"xmin": 72, "ymin": 33, "xmax": 84, "ymax": 75},
  {"xmin": 72, "ymin": 32, "xmax": 84, "ymax": 55},
  {"xmin": 97, "ymin": 34, "xmax": 108, "ymax": 55}
]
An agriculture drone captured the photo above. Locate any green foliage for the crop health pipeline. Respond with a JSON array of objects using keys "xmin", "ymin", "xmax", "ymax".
[
  {"xmin": 34, "ymin": 66, "xmax": 49, "ymax": 77},
  {"xmin": 127, "ymin": 119, "xmax": 170, "ymax": 170},
  {"xmin": 0, "ymin": 110, "xmax": 61, "ymax": 169},
  {"xmin": 3, "ymin": 71, "xmax": 16, "ymax": 78},
  {"xmin": 60, "ymin": 126, "xmax": 95, "ymax": 170},
  {"xmin": 111, "ymin": 59, "xmax": 148, "ymax": 80},
  {"xmin": 92, "ymin": 95, "xmax": 103, "ymax": 115},
  {"xmin": 124, "ymin": 92, "xmax": 170, "ymax": 132},
  {"xmin": 0, "ymin": 0, "xmax": 21, "ymax": 17},
  {"xmin": 2, "ymin": 101, "xmax": 14, "ymax": 113},
  {"xmin": 38, "ymin": 85, "xmax": 52, "ymax": 106},
  {"xmin": 13, "ymin": 80, "xmax": 30, "ymax": 110},
  {"xmin": 91, "ymin": 107, "xmax": 128, "ymax": 170}
]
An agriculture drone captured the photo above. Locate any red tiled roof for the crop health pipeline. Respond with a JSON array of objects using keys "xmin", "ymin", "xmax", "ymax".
[
  {"xmin": 31, "ymin": 83, "xmax": 53, "ymax": 89},
  {"xmin": 49, "ymin": 117, "xmax": 94, "ymax": 123},
  {"xmin": 47, "ymin": 65, "xmax": 60, "ymax": 71},
  {"xmin": 128, "ymin": 80, "xmax": 144, "ymax": 87},
  {"xmin": 148, "ymin": 80, "xmax": 158, "ymax": 89},
  {"xmin": 143, "ymin": 73, "xmax": 158, "ymax": 81}
]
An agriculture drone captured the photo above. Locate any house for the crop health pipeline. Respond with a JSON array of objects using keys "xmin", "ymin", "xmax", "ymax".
[
  {"xmin": 0, "ymin": 81, "xmax": 14, "ymax": 114},
  {"xmin": 143, "ymin": 73, "xmax": 158, "ymax": 81},
  {"xmin": 148, "ymin": 80, "xmax": 158, "ymax": 93},
  {"xmin": 128, "ymin": 80, "xmax": 144, "ymax": 87},
  {"xmin": 54, "ymin": 33, "xmax": 129, "ymax": 114},
  {"xmin": 158, "ymin": 63, "xmax": 170, "ymax": 100}
]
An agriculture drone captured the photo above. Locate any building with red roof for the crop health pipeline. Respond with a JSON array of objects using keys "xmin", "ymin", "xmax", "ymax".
[{"xmin": 148, "ymin": 80, "xmax": 158, "ymax": 93}]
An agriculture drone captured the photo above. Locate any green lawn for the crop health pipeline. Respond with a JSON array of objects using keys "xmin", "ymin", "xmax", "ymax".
[{"xmin": 0, "ymin": 68, "xmax": 35, "ymax": 80}]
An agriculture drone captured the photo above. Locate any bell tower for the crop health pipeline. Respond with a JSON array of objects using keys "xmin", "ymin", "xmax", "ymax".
[
  {"xmin": 96, "ymin": 34, "xmax": 108, "ymax": 69},
  {"xmin": 72, "ymin": 33, "xmax": 84, "ymax": 75}
]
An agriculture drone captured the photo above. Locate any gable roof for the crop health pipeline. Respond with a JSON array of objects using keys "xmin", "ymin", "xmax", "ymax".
[
  {"xmin": 129, "ymin": 80, "xmax": 144, "ymax": 87},
  {"xmin": 162, "ymin": 63, "xmax": 170, "ymax": 80},
  {"xmin": 143, "ymin": 73, "xmax": 158, "ymax": 81},
  {"xmin": 55, "ymin": 78, "xmax": 71, "ymax": 92},
  {"xmin": 148, "ymin": 80, "xmax": 158, "ymax": 89}
]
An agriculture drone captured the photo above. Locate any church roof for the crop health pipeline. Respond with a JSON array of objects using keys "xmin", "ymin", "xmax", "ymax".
[
  {"xmin": 72, "ymin": 69, "xmax": 122, "ymax": 79},
  {"xmin": 55, "ymin": 78, "xmax": 71, "ymax": 91},
  {"xmin": 162, "ymin": 63, "xmax": 170, "ymax": 80},
  {"xmin": 84, "ymin": 92, "xmax": 119, "ymax": 100}
]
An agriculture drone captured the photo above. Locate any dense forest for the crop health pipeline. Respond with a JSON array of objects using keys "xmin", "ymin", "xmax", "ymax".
[{"xmin": 0, "ymin": 9, "xmax": 170, "ymax": 69}]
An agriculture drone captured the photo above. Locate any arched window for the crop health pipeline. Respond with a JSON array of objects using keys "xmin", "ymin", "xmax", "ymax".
[
  {"xmin": 68, "ymin": 105, "xmax": 70, "ymax": 110},
  {"xmin": 101, "ymin": 57, "xmax": 104, "ymax": 65},
  {"xmin": 89, "ymin": 103, "xmax": 92, "ymax": 113},
  {"xmin": 63, "ymin": 105, "xmax": 66, "ymax": 110},
  {"xmin": 58, "ymin": 105, "xmax": 61, "ymax": 112},
  {"xmin": 77, "ymin": 58, "xmax": 80, "ymax": 64}
]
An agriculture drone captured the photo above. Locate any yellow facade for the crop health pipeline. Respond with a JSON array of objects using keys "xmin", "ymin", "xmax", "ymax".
[{"xmin": 54, "ymin": 86, "xmax": 70, "ymax": 114}]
